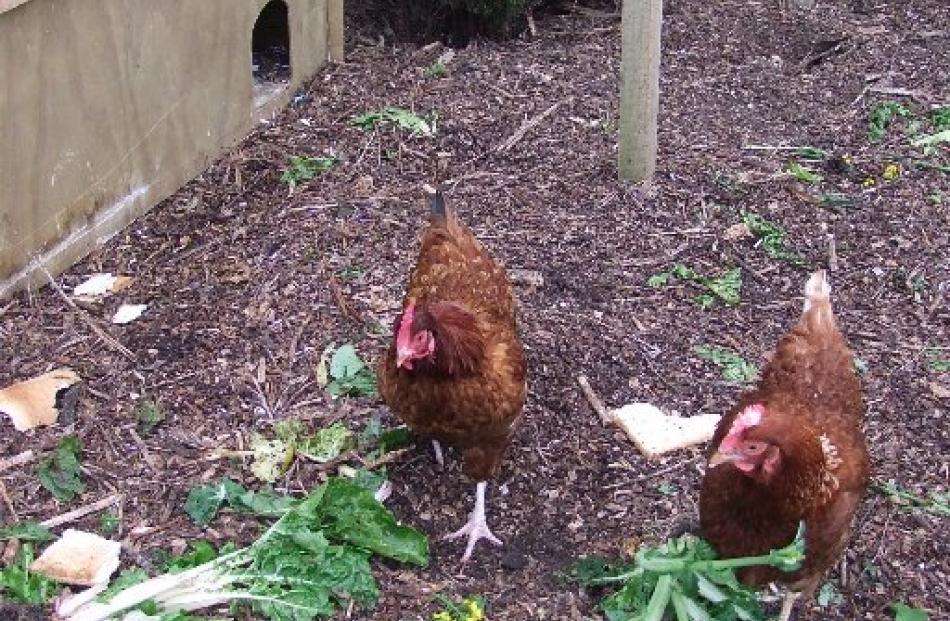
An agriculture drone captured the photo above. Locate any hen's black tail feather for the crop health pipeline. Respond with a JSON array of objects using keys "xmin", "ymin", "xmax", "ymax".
[{"xmin": 423, "ymin": 183, "xmax": 446, "ymax": 218}]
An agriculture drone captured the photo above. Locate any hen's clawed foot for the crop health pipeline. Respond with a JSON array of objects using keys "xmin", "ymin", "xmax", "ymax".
[{"xmin": 444, "ymin": 481, "xmax": 502, "ymax": 563}]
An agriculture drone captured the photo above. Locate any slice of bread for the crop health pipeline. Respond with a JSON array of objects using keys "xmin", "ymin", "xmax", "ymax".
[
  {"xmin": 29, "ymin": 529, "xmax": 121, "ymax": 586},
  {"xmin": 610, "ymin": 403, "xmax": 720, "ymax": 459}
]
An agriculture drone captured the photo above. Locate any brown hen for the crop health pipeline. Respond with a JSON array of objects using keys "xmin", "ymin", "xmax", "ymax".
[
  {"xmin": 378, "ymin": 186, "xmax": 527, "ymax": 563},
  {"xmin": 699, "ymin": 271, "xmax": 869, "ymax": 621}
]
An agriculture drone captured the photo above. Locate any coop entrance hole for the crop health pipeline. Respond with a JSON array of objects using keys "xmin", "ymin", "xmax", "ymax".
[{"xmin": 252, "ymin": 0, "xmax": 291, "ymax": 108}]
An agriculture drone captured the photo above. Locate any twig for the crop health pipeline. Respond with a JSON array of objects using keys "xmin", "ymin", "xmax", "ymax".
[
  {"xmin": 128, "ymin": 428, "xmax": 160, "ymax": 473},
  {"xmin": 0, "ymin": 300, "xmax": 15, "ymax": 318},
  {"xmin": 0, "ymin": 480, "xmax": 18, "ymax": 522},
  {"xmin": 496, "ymin": 98, "xmax": 572, "ymax": 153},
  {"xmin": 730, "ymin": 255, "xmax": 771, "ymax": 286},
  {"xmin": 868, "ymin": 85, "xmax": 928, "ymax": 100},
  {"xmin": 577, "ymin": 375, "xmax": 611, "ymax": 425},
  {"xmin": 0, "ymin": 450, "xmax": 36, "ymax": 473},
  {"xmin": 526, "ymin": 9, "xmax": 538, "ymax": 37},
  {"xmin": 35, "ymin": 263, "xmax": 136, "ymax": 361},
  {"xmin": 40, "ymin": 493, "xmax": 122, "ymax": 528},
  {"xmin": 358, "ymin": 448, "xmax": 410, "ymax": 471},
  {"xmin": 827, "ymin": 234, "xmax": 838, "ymax": 272}
]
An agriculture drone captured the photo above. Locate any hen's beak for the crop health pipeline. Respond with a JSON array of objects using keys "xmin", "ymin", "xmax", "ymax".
[
  {"xmin": 707, "ymin": 450, "xmax": 737, "ymax": 469},
  {"xmin": 396, "ymin": 348, "xmax": 413, "ymax": 369}
]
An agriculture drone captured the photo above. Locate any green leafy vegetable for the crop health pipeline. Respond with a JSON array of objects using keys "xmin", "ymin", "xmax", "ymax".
[
  {"xmin": 669, "ymin": 264, "xmax": 744, "ymax": 306},
  {"xmin": 280, "ymin": 155, "xmax": 337, "ymax": 190},
  {"xmin": 326, "ymin": 344, "xmax": 377, "ymax": 398},
  {"xmin": 785, "ymin": 160, "xmax": 824, "ymax": 184},
  {"xmin": 249, "ymin": 431, "xmax": 295, "ymax": 482},
  {"xmin": 297, "ymin": 422, "xmax": 356, "ymax": 462},
  {"xmin": 67, "ymin": 477, "xmax": 428, "ymax": 621},
  {"xmin": 184, "ymin": 478, "xmax": 295, "ymax": 525},
  {"xmin": 817, "ymin": 581, "xmax": 844, "ymax": 608},
  {"xmin": 646, "ymin": 272, "xmax": 670, "ymax": 288},
  {"xmin": 694, "ymin": 344, "xmax": 759, "ymax": 384},
  {"xmin": 349, "ymin": 106, "xmax": 435, "ymax": 136},
  {"xmin": 432, "ymin": 594, "xmax": 487, "ymax": 621},
  {"xmin": 873, "ymin": 480, "xmax": 949, "ymax": 516},
  {"xmin": 97, "ymin": 568, "xmax": 149, "ymax": 602},
  {"xmin": 37, "ymin": 435, "xmax": 84, "ymax": 502},
  {"xmin": 135, "ymin": 400, "xmax": 166, "ymax": 434},
  {"xmin": 0, "ymin": 542, "xmax": 60, "ymax": 604},
  {"xmin": 793, "ymin": 146, "xmax": 827, "ymax": 160},
  {"xmin": 0, "ymin": 521, "xmax": 51, "ymax": 542},
  {"xmin": 819, "ymin": 193, "xmax": 856, "ymax": 210},
  {"xmin": 933, "ymin": 106, "xmax": 950, "ymax": 131},
  {"xmin": 99, "ymin": 511, "xmax": 120, "ymax": 535},
  {"xmin": 925, "ymin": 348, "xmax": 950, "ymax": 373},
  {"xmin": 868, "ymin": 101, "xmax": 911, "ymax": 141},
  {"xmin": 891, "ymin": 602, "xmax": 929, "ymax": 621},
  {"xmin": 571, "ymin": 525, "xmax": 805, "ymax": 621},
  {"xmin": 424, "ymin": 61, "xmax": 448, "ymax": 78},
  {"xmin": 742, "ymin": 211, "xmax": 808, "ymax": 268}
]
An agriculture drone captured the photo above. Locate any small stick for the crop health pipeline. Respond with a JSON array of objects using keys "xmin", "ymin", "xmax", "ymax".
[
  {"xmin": 526, "ymin": 9, "xmax": 538, "ymax": 37},
  {"xmin": 577, "ymin": 375, "xmax": 611, "ymax": 425},
  {"xmin": 128, "ymin": 428, "xmax": 160, "ymax": 473},
  {"xmin": 35, "ymin": 264, "xmax": 136, "ymax": 361},
  {"xmin": 827, "ymin": 234, "xmax": 838, "ymax": 272},
  {"xmin": 868, "ymin": 85, "xmax": 927, "ymax": 100},
  {"xmin": 0, "ymin": 480, "xmax": 18, "ymax": 522},
  {"xmin": 0, "ymin": 450, "xmax": 36, "ymax": 473},
  {"xmin": 40, "ymin": 493, "xmax": 122, "ymax": 528},
  {"xmin": 497, "ymin": 98, "xmax": 572, "ymax": 153},
  {"xmin": 358, "ymin": 447, "xmax": 410, "ymax": 471}
]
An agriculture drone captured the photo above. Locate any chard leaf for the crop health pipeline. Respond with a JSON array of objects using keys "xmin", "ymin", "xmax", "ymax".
[
  {"xmin": 330, "ymin": 345, "xmax": 364, "ymax": 379},
  {"xmin": 37, "ymin": 435, "xmax": 84, "ymax": 502},
  {"xmin": 250, "ymin": 432, "xmax": 295, "ymax": 482},
  {"xmin": 161, "ymin": 540, "xmax": 227, "ymax": 573},
  {"xmin": 305, "ymin": 478, "xmax": 428, "ymax": 566},
  {"xmin": 0, "ymin": 521, "xmax": 51, "ymax": 542},
  {"xmin": 693, "ymin": 344, "xmax": 759, "ymax": 384},
  {"xmin": 891, "ymin": 602, "xmax": 929, "ymax": 621},
  {"xmin": 184, "ymin": 479, "xmax": 236, "ymax": 525},
  {"xmin": 296, "ymin": 422, "xmax": 355, "ymax": 463},
  {"xmin": 0, "ymin": 543, "xmax": 60, "ymax": 604},
  {"xmin": 97, "ymin": 568, "xmax": 149, "ymax": 602},
  {"xmin": 378, "ymin": 426, "xmax": 412, "ymax": 453}
]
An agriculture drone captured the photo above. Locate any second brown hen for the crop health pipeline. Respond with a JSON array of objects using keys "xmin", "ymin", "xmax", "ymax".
[{"xmin": 700, "ymin": 271, "xmax": 869, "ymax": 621}]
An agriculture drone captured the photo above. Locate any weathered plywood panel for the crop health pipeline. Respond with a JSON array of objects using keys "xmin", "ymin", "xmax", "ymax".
[{"xmin": 0, "ymin": 0, "xmax": 338, "ymax": 297}]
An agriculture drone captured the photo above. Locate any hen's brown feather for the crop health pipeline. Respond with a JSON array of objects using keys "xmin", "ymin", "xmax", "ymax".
[
  {"xmin": 378, "ymin": 192, "xmax": 526, "ymax": 482},
  {"xmin": 700, "ymin": 272, "xmax": 869, "ymax": 596}
]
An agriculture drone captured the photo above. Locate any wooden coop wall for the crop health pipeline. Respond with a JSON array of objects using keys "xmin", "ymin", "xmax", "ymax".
[{"xmin": 0, "ymin": 0, "xmax": 343, "ymax": 298}]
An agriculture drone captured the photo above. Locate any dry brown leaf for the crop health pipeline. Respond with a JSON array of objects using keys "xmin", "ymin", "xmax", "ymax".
[
  {"xmin": 29, "ymin": 529, "xmax": 120, "ymax": 586},
  {"xmin": 0, "ymin": 368, "xmax": 81, "ymax": 431},
  {"xmin": 722, "ymin": 222, "xmax": 753, "ymax": 241},
  {"xmin": 930, "ymin": 381, "xmax": 950, "ymax": 400}
]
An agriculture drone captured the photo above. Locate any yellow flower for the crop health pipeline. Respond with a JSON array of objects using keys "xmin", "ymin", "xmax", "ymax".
[
  {"xmin": 863, "ymin": 176, "xmax": 876, "ymax": 187},
  {"xmin": 882, "ymin": 163, "xmax": 900, "ymax": 181},
  {"xmin": 433, "ymin": 612, "xmax": 453, "ymax": 621},
  {"xmin": 464, "ymin": 598, "xmax": 485, "ymax": 621}
]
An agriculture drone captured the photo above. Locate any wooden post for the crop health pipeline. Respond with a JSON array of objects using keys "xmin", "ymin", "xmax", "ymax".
[
  {"xmin": 618, "ymin": 0, "xmax": 663, "ymax": 182},
  {"xmin": 328, "ymin": 0, "xmax": 344, "ymax": 62}
]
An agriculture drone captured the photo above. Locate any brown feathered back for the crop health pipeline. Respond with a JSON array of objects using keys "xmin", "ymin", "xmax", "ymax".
[
  {"xmin": 378, "ymin": 189, "xmax": 526, "ymax": 482},
  {"xmin": 700, "ymin": 271, "xmax": 869, "ymax": 596}
]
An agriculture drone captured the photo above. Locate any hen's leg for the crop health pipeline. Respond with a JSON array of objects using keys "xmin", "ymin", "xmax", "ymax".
[
  {"xmin": 432, "ymin": 440, "xmax": 445, "ymax": 469},
  {"xmin": 777, "ymin": 590, "xmax": 800, "ymax": 621},
  {"xmin": 444, "ymin": 481, "xmax": 502, "ymax": 562}
]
